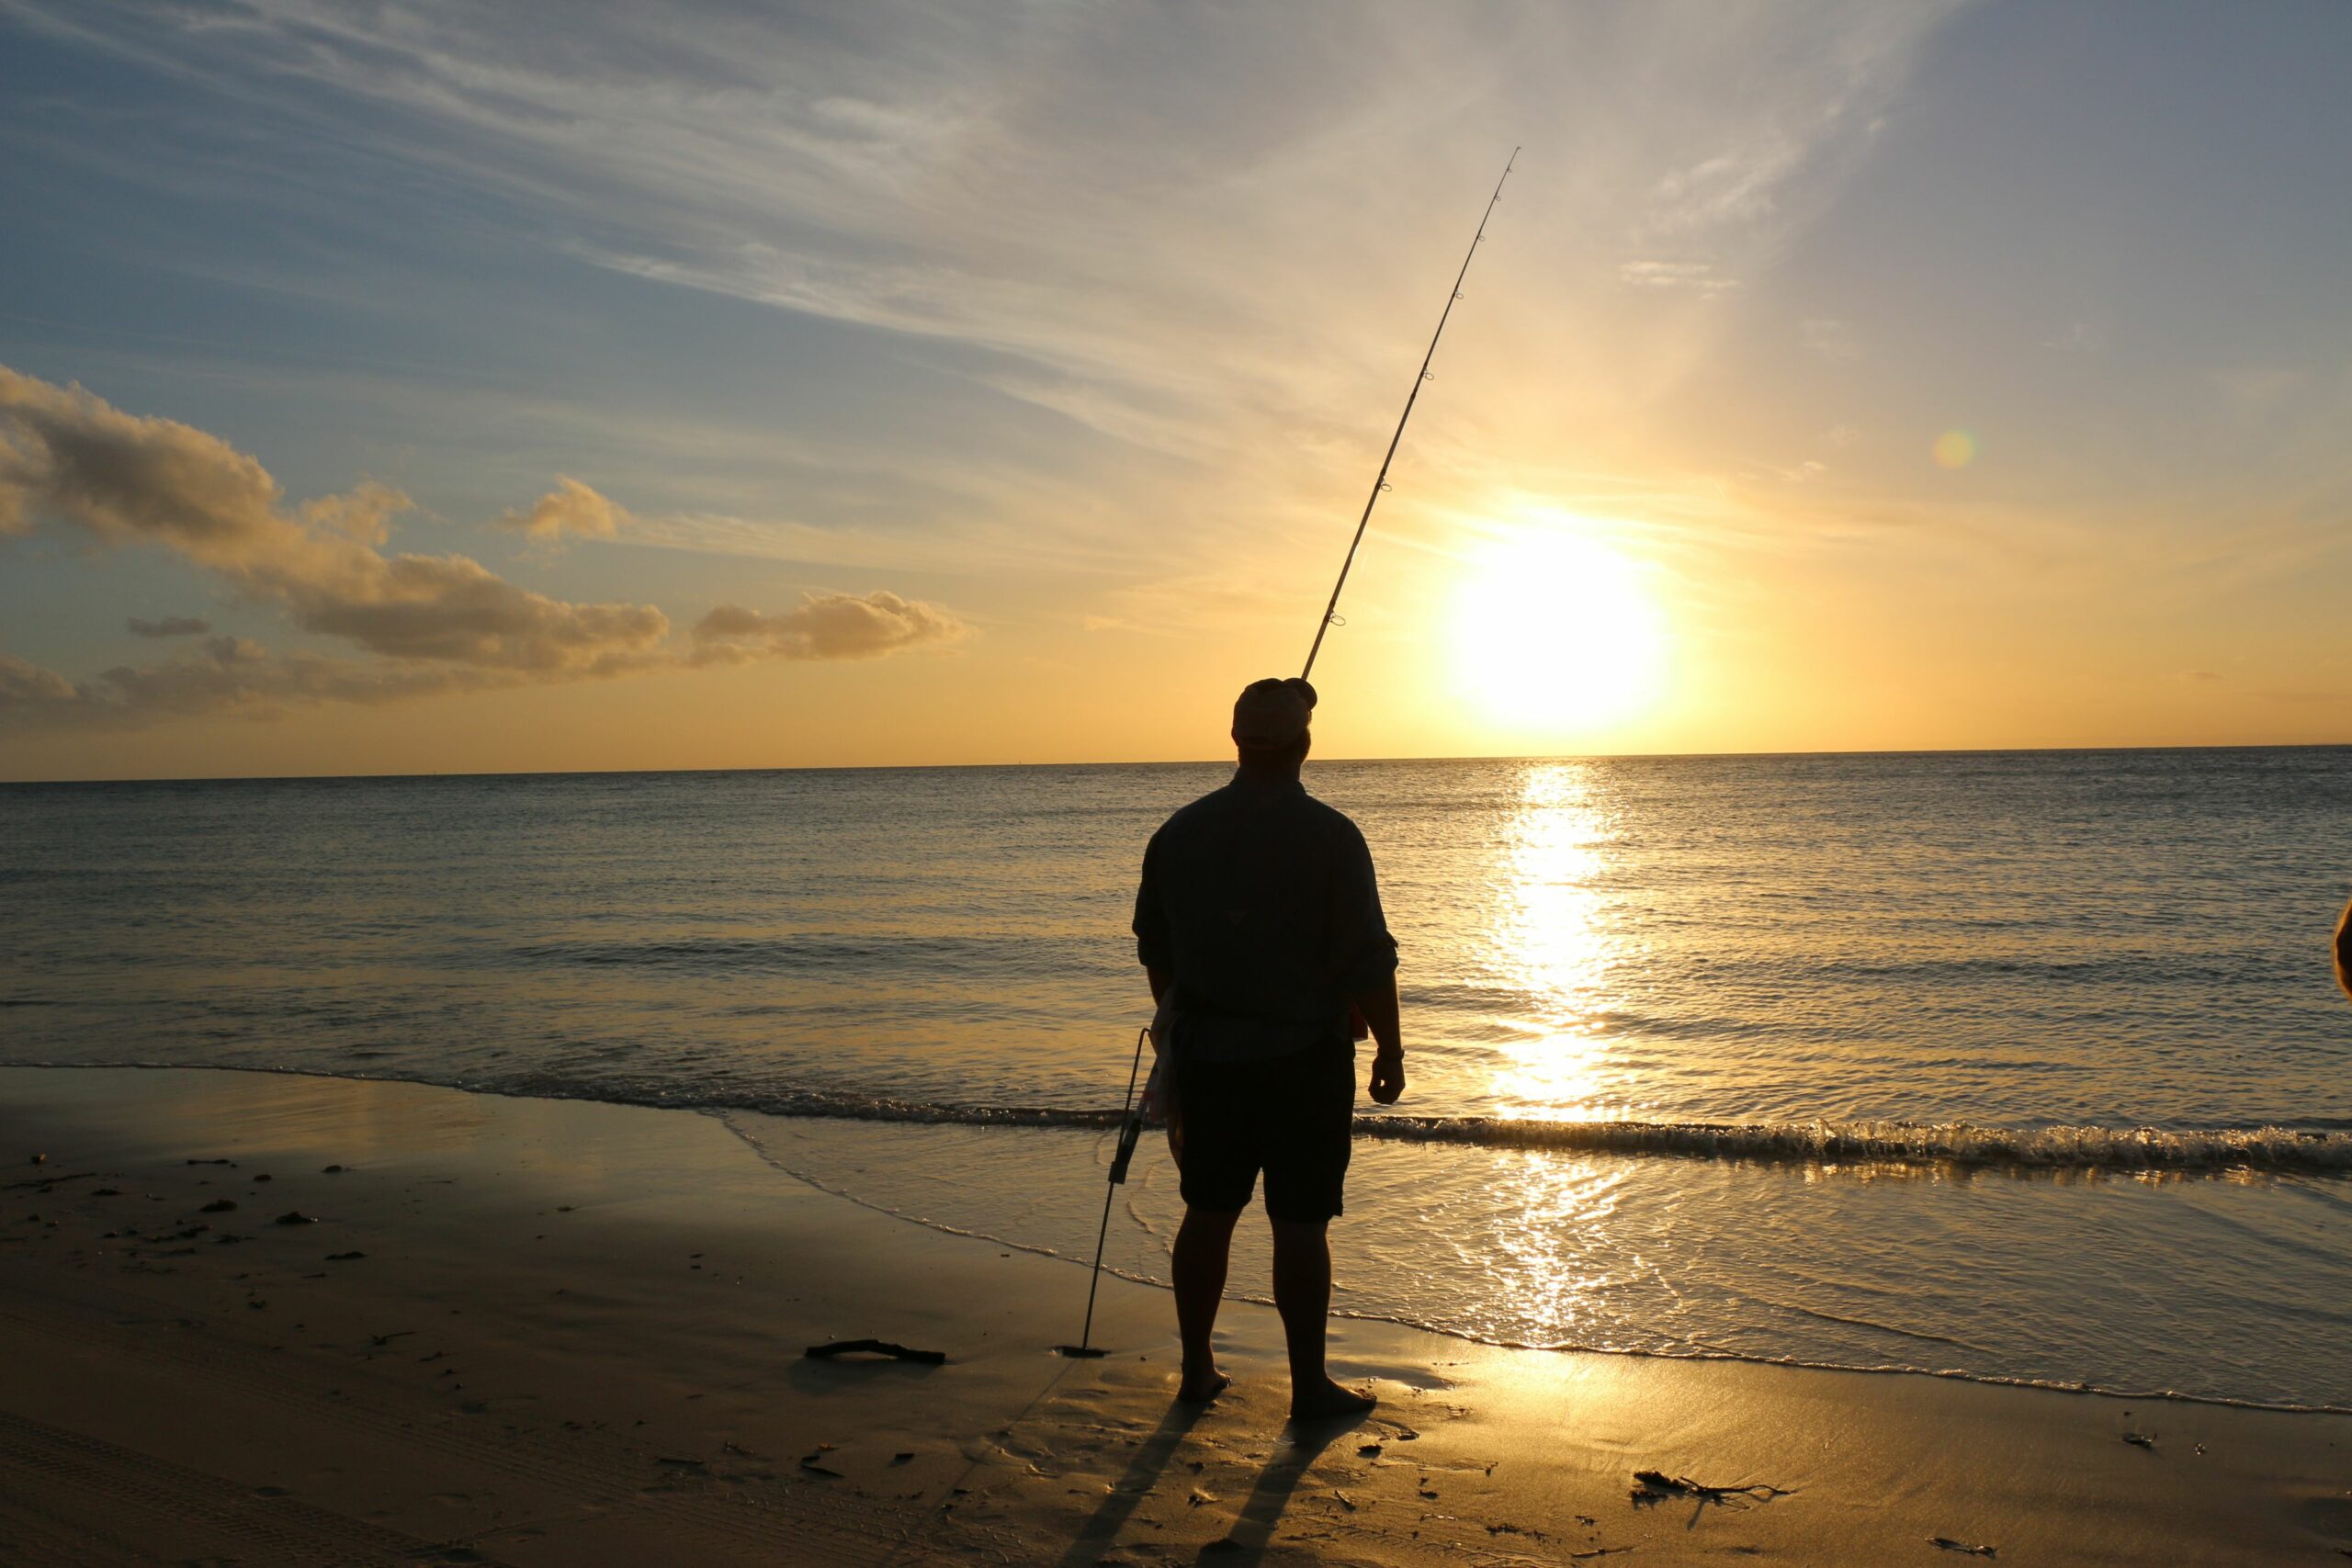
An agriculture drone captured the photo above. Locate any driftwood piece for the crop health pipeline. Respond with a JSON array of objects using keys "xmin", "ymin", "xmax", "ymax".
[{"xmin": 803, "ymin": 1337, "xmax": 946, "ymax": 1366}]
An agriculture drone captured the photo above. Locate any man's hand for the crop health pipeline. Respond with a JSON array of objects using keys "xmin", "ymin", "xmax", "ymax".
[
  {"xmin": 1165, "ymin": 1100, "xmax": 1186, "ymax": 1169},
  {"xmin": 1352, "ymin": 973, "xmax": 1406, "ymax": 1105}
]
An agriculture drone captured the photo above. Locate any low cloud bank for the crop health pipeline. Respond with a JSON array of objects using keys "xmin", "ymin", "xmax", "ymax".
[
  {"xmin": 0, "ymin": 368, "xmax": 966, "ymax": 735},
  {"xmin": 692, "ymin": 592, "xmax": 966, "ymax": 664},
  {"xmin": 0, "ymin": 368, "xmax": 669, "ymax": 676},
  {"xmin": 1, "ymin": 639, "xmax": 505, "ymax": 734}
]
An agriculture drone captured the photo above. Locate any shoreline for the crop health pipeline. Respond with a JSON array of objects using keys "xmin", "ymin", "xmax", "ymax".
[
  {"xmin": 19, "ymin": 1055, "xmax": 2351, "ymax": 1179},
  {"xmin": 12, "ymin": 1059, "xmax": 2352, "ymax": 1416},
  {"xmin": 5, "ymin": 1065, "xmax": 2350, "ymax": 1564}
]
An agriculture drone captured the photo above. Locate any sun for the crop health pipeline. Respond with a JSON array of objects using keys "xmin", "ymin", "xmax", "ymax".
[{"xmin": 1448, "ymin": 525, "xmax": 1669, "ymax": 734}]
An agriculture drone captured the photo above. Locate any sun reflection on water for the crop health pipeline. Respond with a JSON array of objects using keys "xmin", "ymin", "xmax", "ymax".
[
  {"xmin": 1474, "ymin": 1152, "xmax": 1637, "ymax": 1347},
  {"xmin": 1486, "ymin": 762, "xmax": 1625, "ymax": 1121}
]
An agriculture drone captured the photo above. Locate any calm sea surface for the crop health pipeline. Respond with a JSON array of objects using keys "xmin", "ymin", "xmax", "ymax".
[{"xmin": 6, "ymin": 750, "xmax": 2352, "ymax": 1406}]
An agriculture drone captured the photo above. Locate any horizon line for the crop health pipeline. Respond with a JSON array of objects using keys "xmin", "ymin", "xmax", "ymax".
[{"xmin": 6, "ymin": 738, "xmax": 2349, "ymax": 788}]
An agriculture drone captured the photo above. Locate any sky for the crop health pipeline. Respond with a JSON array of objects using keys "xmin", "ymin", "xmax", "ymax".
[{"xmin": 2, "ymin": 0, "xmax": 2347, "ymax": 779}]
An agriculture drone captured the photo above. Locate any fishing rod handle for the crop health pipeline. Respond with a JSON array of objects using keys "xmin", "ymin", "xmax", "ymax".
[{"xmin": 1107, "ymin": 1113, "xmax": 1145, "ymax": 1185}]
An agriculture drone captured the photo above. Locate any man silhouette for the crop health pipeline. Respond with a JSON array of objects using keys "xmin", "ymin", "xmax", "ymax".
[
  {"xmin": 1133, "ymin": 676, "xmax": 1405, "ymax": 1419},
  {"xmin": 2335, "ymin": 895, "xmax": 2351, "ymax": 1004}
]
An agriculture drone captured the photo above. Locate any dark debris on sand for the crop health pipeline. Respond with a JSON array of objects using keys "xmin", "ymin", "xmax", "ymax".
[
  {"xmin": 1631, "ymin": 1470, "xmax": 1795, "ymax": 1508},
  {"xmin": 804, "ymin": 1337, "xmax": 946, "ymax": 1365}
]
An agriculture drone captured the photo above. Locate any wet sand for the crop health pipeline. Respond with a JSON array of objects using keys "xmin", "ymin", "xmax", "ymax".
[{"xmin": 1, "ymin": 1066, "xmax": 2347, "ymax": 1565}]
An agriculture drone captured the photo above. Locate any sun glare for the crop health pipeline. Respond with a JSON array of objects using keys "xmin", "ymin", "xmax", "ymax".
[{"xmin": 1449, "ymin": 525, "xmax": 1668, "ymax": 734}]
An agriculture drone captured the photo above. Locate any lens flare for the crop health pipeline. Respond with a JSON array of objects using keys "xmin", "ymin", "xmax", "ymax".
[{"xmin": 1932, "ymin": 429, "xmax": 1978, "ymax": 468}]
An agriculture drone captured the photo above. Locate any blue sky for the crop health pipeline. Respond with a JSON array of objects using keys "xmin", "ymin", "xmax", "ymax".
[{"xmin": 2, "ymin": 0, "xmax": 2346, "ymax": 777}]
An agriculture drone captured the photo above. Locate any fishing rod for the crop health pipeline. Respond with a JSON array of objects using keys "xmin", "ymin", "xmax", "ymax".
[
  {"xmin": 1052, "ymin": 161, "xmax": 1515, "ymax": 1361},
  {"xmin": 1054, "ymin": 1023, "xmax": 1150, "ymax": 1359},
  {"xmin": 1301, "ymin": 148, "xmax": 1518, "ymax": 682}
]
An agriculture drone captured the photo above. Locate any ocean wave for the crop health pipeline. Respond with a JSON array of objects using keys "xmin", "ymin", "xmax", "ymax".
[
  {"xmin": 1351, "ymin": 1114, "xmax": 2352, "ymax": 1171},
  {"xmin": 499, "ymin": 931, "xmax": 1108, "ymax": 975},
  {"xmin": 500, "ymin": 1071, "xmax": 2352, "ymax": 1173},
  {"xmin": 12, "ymin": 1058, "xmax": 2351, "ymax": 1174}
]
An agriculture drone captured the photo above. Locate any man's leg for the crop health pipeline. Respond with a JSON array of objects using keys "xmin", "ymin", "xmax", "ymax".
[
  {"xmin": 1172, "ymin": 1204, "xmax": 1240, "ymax": 1400},
  {"xmin": 1271, "ymin": 1216, "xmax": 1375, "ymax": 1420}
]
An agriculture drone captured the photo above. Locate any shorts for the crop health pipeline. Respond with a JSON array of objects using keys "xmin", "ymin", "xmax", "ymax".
[{"xmin": 1175, "ymin": 1041, "xmax": 1355, "ymax": 1223}]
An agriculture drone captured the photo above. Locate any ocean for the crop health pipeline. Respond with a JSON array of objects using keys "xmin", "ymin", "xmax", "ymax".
[{"xmin": 6, "ymin": 749, "xmax": 2351, "ymax": 1409}]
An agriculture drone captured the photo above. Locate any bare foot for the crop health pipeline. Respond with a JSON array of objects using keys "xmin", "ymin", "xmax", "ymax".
[
  {"xmin": 1288, "ymin": 1376, "xmax": 1376, "ymax": 1422},
  {"xmin": 1178, "ymin": 1368, "xmax": 1232, "ymax": 1403}
]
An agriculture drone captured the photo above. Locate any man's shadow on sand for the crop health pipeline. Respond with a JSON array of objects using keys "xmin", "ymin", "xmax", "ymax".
[
  {"xmin": 1056, "ymin": 1400, "xmax": 1365, "ymax": 1568},
  {"xmin": 1197, "ymin": 1411, "xmax": 1361, "ymax": 1565},
  {"xmin": 1056, "ymin": 1398, "xmax": 1207, "ymax": 1568}
]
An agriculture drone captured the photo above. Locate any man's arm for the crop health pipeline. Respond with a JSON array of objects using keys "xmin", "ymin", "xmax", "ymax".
[
  {"xmin": 1145, "ymin": 964, "xmax": 1184, "ymax": 1165},
  {"xmin": 1331, "ymin": 821, "xmax": 1404, "ymax": 1105},
  {"xmin": 1136, "ymin": 835, "xmax": 1185, "ymax": 1162},
  {"xmin": 1351, "ymin": 971, "xmax": 1405, "ymax": 1105}
]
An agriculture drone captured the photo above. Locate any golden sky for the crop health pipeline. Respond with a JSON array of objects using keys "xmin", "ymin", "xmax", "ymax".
[{"xmin": 2, "ymin": 1, "xmax": 2346, "ymax": 778}]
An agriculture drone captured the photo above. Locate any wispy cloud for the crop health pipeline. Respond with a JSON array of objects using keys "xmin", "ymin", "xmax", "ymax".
[
  {"xmin": 1800, "ymin": 318, "xmax": 1863, "ymax": 360},
  {"xmin": 6, "ymin": 0, "xmax": 1965, "ymax": 471},
  {"xmin": 1620, "ymin": 260, "xmax": 1738, "ymax": 298},
  {"xmin": 2211, "ymin": 367, "xmax": 2309, "ymax": 411},
  {"xmin": 126, "ymin": 615, "xmax": 211, "ymax": 637}
]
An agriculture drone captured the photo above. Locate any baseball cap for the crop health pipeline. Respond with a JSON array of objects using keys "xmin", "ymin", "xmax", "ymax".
[{"xmin": 1231, "ymin": 677, "xmax": 1317, "ymax": 750}]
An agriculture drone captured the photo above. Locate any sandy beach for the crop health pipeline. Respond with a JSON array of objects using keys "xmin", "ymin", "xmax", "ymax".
[
  {"xmin": 0, "ymin": 1066, "xmax": 2344, "ymax": 1565},
  {"xmin": 7, "ymin": 2, "xmax": 2351, "ymax": 1560}
]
